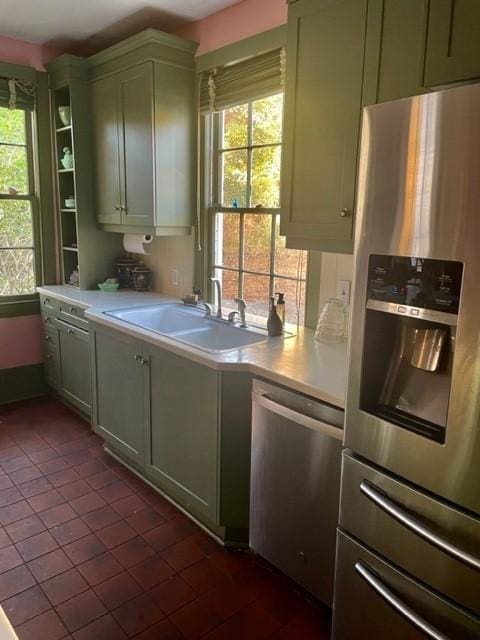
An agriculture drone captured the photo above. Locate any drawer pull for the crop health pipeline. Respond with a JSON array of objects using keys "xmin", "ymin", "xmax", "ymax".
[
  {"xmin": 360, "ymin": 480, "xmax": 480, "ymax": 571},
  {"xmin": 46, "ymin": 354, "xmax": 52, "ymax": 360},
  {"xmin": 355, "ymin": 561, "xmax": 448, "ymax": 640},
  {"xmin": 43, "ymin": 298, "xmax": 50, "ymax": 305},
  {"xmin": 44, "ymin": 316, "xmax": 51, "ymax": 323},
  {"xmin": 69, "ymin": 306, "xmax": 77, "ymax": 314},
  {"xmin": 68, "ymin": 329, "xmax": 75, "ymax": 336},
  {"xmin": 45, "ymin": 335, "xmax": 51, "ymax": 342}
]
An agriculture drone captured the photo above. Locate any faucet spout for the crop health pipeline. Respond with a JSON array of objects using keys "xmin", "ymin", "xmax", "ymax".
[{"xmin": 210, "ymin": 278, "xmax": 223, "ymax": 319}]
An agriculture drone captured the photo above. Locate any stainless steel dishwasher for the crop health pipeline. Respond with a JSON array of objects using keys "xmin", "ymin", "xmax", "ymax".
[{"xmin": 250, "ymin": 378, "xmax": 344, "ymax": 607}]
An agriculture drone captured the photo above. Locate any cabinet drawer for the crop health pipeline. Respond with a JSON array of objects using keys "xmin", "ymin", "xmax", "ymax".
[
  {"xmin": 40, "ymin": 295, "xmax": 58, "ymax": 314},
  {"xmin": 339, "ymin": 452, "xmax": 480, "ymax": 613},
  {"xmin": 333, "ymin": 531, "xmax": 479, "ymax": 639},
  {"xmin": 57, "ymin": 303, "xmax": 88, "ymax": 331}
]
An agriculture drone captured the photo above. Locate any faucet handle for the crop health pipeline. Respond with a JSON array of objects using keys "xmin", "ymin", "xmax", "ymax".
[
  {"xmin": 202, "ymin": 302, "xmax": 213, "ymax": 317},
  {"xmin": 227, "ymin": 310, "xmax": 238, "ymax": 324}
]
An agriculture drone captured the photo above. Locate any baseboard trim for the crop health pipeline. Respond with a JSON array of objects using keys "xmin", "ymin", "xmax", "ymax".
[{"xmin": 0, "ymin": 363, "xmax": 47, "ymax": 405}]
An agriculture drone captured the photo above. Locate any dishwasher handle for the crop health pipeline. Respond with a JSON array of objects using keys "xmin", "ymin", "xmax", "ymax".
[{"xmin": 253, "ymin": 393, "xmax": 343, "ymax": 441}]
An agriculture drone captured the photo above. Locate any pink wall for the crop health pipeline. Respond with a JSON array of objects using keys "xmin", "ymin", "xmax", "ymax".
[
  {"xmin": 0, "ymin": 34, "xmax": 59, "ymax": 71},
  {"xmin": 175, "ymin": 0, "xmax": 287, "ymax": 55},
  {"xmin": 0, "ymin": 316, "xmax": 43, "ymax": 370}
]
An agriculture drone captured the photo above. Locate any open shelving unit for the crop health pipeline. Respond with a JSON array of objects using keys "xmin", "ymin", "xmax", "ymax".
[{"xmin": 47, "ymin": 55, "xmax": 123, "ymax": 289}]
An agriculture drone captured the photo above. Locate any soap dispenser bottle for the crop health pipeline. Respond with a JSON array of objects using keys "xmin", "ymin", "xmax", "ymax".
[
  {"xmin": 267, "ymin": 297, "xmax": 283, "ymax": 337},
  {"xmin": 275, "ymin": 292, "xmax": 285, "ymax": 325}
]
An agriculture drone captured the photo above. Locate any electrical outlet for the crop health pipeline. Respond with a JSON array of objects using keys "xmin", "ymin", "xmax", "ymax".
[
  {"xmin": 171, "ymin": 269, "xmax": 179, "ymax": 286},
  {"xmin": 337, "ymin": 279, "xmax": 351, "ymax": 303}
]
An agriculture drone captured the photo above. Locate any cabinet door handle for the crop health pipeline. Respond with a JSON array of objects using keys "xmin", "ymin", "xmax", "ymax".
[
  {"xmin": 44, "ymin": 316, "xmax": 51, "ymax": 324},
  {"xmin": 43, "ymin": 298, "xmax": 50, "ymax": 305},
  {"xmin": 340, "ymin": 207, "xmax": 351, "ymax": 218},
  {"xmin": 140, "ymin": 357, "xmax": 148, "ymax": 366},
  {"xmin": 134, "ymin": 353, "xmax": 141, "ymax": 361},
  {"xmin": 68, "ymin": 329, "xmax": 75, "ymax": 336},
  {"xmin": 115, "ymin": 206, "xmax": 121, "ymax": 212},
  {"xmin": 69, "ymin": 306, "xmax": 77, "ymax": 314},
  {"xmin": 121, "ymin": 206, "xmax": 127, "ymax": 213},
  {"xmin": 46, "ymin": 354, "xmax": 52, "ymax": 360}
]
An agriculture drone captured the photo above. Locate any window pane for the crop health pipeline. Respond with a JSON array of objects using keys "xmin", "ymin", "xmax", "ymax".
[
  {"xmin": 251, "ymin": 146, "xmax": 281, "ymax": 208},
  {"xmin": 0, "ymin": 144, "xmax": 29, "ymax": 194},
  {"xmin": 215, "ymin": 268, "xmax": 239, "ymax": 313},
  {"xmin": 274, "ymin": 217, "xmax": 307, "ymax": 279},
  {"xmin": 252, "ymin": 94, "xmax": 283, "ymax": 145},
  {"xmin": 214, "ymin": 213, "xmax": 239, "ymax": 268},
  {"xmin": 0, "ymin": 107, "xmax": 26, "ymax": 145},
  {"xmin": 244, "ymin": 214, "xmax": 272, "ymax": 273},
  {"xmin": 0, "ymin": 200, "xmax": 33, "ymax": 247},
  {"xmin": 222, "ymin": 104, "xmax": 248, "ymax": 149},
  {"xmin": 274, "ymin": 277, "xmax": 306, "ymax": 325},
  {"xmin": 243, "ymin": 273, "xmax": 270, "ymax": 320},
  {"xmin": 221, "ymin": 149, "xmax": 247, "ymax": 207},
  {"xmin": 0, "ymin": 248, "xmax": 35, "ymax": 295}
]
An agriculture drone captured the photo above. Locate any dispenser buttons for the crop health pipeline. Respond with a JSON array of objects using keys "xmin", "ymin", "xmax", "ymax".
[
  {"xmin": 411, "ymin": 308, "xmax": 420, "ymax": 316},
  {"xmin": 398, "ymin": 306, "xmax": 407, "ymax": 314}
]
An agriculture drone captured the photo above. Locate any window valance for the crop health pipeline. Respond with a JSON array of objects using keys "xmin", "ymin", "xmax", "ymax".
[
  {"xmin": 0, "ymin": 78, "xmax": 36, "ymax": 111},
  {"xmin": 199, "ymin": 46, "xmax": 286, "ymax": 114}
]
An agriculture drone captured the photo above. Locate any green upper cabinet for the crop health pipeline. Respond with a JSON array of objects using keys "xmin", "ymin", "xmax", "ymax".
[
  {"xmin": 363, "ymin": 0, "xmax": 430, "ymax": 105},
  {"xmin": 424, "ymin": 0, "xmax": 480, "ymax": 87},
  {"xmin": 89, "ymin": 29, "xmax": 198, "ymax": 235},
  {"xmin": 281, "ymin": 0, "xmax": 368, "ymax": 253},
  {"xmin": 91, "ymin": 63, "xmax": 154, "ymax": 227},
  {"xmin": 90, "ymin": 327, "xmax": 148, "ymax": 467}
]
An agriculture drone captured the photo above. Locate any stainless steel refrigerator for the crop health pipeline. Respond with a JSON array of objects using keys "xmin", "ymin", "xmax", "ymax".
[{"xmin": 333, "ymin": 84, "xmax": 480, "ymax": 639}]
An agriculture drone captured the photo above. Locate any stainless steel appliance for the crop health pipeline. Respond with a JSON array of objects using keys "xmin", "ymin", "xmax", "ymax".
[
  {"xmin": 333, "ymin": 84, "xmax": 480, "ymax": 638},
  {"xmin": 250, "ymin": 379, "xmax": 343, "ymax": 606}
]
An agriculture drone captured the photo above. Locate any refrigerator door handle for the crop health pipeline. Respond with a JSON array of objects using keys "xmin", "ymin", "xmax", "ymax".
[
  {"xmin": 360, "ymin": 480, "xmax": 480, "ymax": 571},
  {"xmin": 253, "ymin": 394, "xmax": 343, "ymax": 441},
  {"xmin": 355, "ymin": 561, "xmax": 450, "ymax": 640}
]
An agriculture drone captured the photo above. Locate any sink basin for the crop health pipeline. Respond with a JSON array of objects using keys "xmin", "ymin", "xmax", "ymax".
[{"xmin": 104, "ymin": 303, "xmax": 271, "ymax": 353}]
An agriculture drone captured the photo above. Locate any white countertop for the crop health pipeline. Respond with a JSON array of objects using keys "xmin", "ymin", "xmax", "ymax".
[{"xmin": 38, "ymin": 285, "xmax": 348, "ymax": 408}]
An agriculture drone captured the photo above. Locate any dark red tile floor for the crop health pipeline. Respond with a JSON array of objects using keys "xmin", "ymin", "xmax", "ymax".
[{"xmin": 0, "ymin": 397, "xmax": 331, "ymax": 640}]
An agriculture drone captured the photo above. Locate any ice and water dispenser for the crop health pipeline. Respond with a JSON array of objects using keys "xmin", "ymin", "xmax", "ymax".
[{"xmin": 360, "ymin": 256, "xmax": 463, "ymax": 443}]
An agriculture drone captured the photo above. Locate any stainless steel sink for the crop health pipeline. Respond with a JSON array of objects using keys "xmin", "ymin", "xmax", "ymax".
[{"xmin": 104, "ymin": 303, "xmax": 272, "ymax": 353}]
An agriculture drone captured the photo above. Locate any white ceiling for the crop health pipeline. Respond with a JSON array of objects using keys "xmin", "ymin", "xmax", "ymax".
[{"xmin": 0, "ymin": 0, "xmax": 241, "ymax": 52}]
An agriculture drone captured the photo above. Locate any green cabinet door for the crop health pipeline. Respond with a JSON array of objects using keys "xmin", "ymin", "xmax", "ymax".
[
  {"xmin": 91, "ymin": 327, "xmax": 147, "ymax": 466},
  {"xmin": 57, "ymin": 321, "xmax": 91, "ymax": 414},
  {"xmin": 117, "ymin": 63, "xmax": 155, "ymax": 227},
  {"xmin": 425, "ymin": 0, "xmax": 480, "ymax": 87},
  {"xmin": 91, "ymin": 74, "xmax": 122, "ymax": 225},
  {"xmin": 281, "ymin": 0, "xmax": 368, "ymax": 252},
  {"xmin": 363, "ymin": 0, "xmax": 429, "ymax": 105},
  {"xmin": 146, "ymin": 346, "xmax": 219, "ymax": 524}
]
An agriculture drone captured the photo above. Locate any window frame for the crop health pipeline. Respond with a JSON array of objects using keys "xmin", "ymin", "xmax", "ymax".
[
  {"xmin": 207, "ymin": 96, "xmax": 308, "ymax": 324},
  {"xmin": 0, "ymin": 107, "xmax": 42, "ymax": 304},
  {"xmin": 0, "ymin": 64, "xmax": 56, "ymax": 319}
]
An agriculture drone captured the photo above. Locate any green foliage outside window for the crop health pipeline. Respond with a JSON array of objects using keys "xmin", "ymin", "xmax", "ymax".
[{"xmin": 0, "ymin": 107, "xmax": 36, "ymax": 296}]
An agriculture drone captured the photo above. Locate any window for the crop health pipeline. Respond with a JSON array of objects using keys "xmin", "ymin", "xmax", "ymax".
[
  {"xmin": 211, "ymin": 94, "xmax": 307, "ymax": 324},
  {"xmin": 0, "ymin": 106, "xmax": 36, "ymax": 296}
]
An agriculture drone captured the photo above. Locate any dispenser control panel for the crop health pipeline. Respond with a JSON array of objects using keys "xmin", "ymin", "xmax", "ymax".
[{"xmin": 367, "ymin": 255, "xmax": 463, "ymax": 315}]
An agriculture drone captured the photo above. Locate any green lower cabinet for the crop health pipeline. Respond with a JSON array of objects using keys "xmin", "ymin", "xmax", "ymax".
[
  {"xmin": 89, "ymin": 323, "xmax": 252, "ymax": 543},
  {"xmin": 91, "ymin": 327, "xmax": 147, "ymax": 467},
  {"xmin": 425, "ymin": 0, "xmax": 480, "ymax": 87},
  {"xmin": 145, "ymin": 346, "xmax": 219, "ymax": 524},
  {"xmin": 57, "ymin": 320, "xmax": 91, "ymax": 415}
]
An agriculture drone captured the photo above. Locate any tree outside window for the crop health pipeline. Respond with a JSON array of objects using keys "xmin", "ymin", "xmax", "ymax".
[{"xmin": 0, "ymin": 106, "xmax": 36, "ymax": 296}]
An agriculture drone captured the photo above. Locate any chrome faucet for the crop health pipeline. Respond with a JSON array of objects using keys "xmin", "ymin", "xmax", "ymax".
[
  {"xmin": 210, "ymin": 277, "xmax": 223, "ymax": 318},
  {"xmin": 234, "ymin": 297, "xmax": 247, "ymax": 328}
]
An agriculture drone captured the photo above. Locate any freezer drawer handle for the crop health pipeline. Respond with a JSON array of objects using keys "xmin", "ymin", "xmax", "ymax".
[
  {"xmin": 253, "ymin": 393, "xmax": 343, "ymax": 441},
  {"xmin": 355, "ymin": 561, "xmax": 449, "ymax": 640},
  {"xmin": 360, "ymin": 480, "xmax": 480, "ymax": 572}
]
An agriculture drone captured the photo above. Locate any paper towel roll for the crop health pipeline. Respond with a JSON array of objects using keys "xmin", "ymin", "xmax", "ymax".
[{"xmin": 123, "ymin": 234, "xmax": 153, "ymax": 255}]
